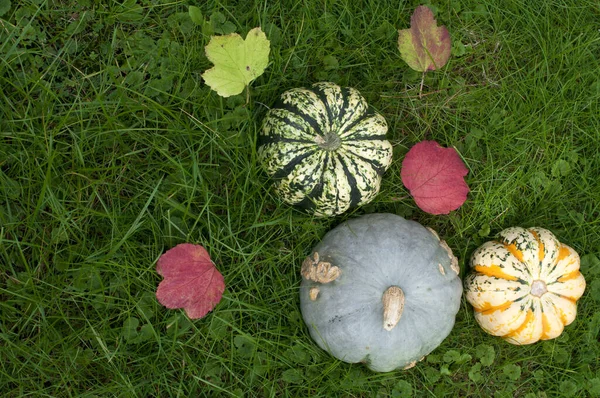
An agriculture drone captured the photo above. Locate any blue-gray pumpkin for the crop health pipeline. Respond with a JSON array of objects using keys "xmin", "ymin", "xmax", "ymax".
[
  {"xmin": 299, "ymin": 213, "xmax": 462, "ymax": 372},
  {"xmin": 258, "ymin": 82, "xmax": 393, "ymax": 217}
]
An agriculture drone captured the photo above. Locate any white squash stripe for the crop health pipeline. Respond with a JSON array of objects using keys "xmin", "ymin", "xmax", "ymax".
[
  {"xmin": 337, "ymin": 87, "xmax": 368, "ymax": 132},
  {"xmin": 498, "ymin": 227, "xmax": 540, "ymax": 279},
  {"xmin": 504, "ymin": 299, "xmax": 544, "ymax": 345},
  {"xmin": 546, "ymin": 245, "xmax": 581, "ymax": 283},
  {"xmin": 529, "ymin": 227, "xmax": 560, "ymax": 279},
  {"xmin": 539, "ymin": 295, "xmax": 565, "ymax": 340},
  {"xmin": 312, "ymin": 155, "xmax": 353, "ymax": 217},
  {"xmin": 311, "ymin": 82, "xmax": 345, "ymax": 129},
  {"xmin": 262, "ymin": 108, "xmax": 321, "ymax": 142},
  {"xmin": 341, "ymin": 140, "xmax": 393, "ymax": 172},
  {"xmin": 337, "ymin": 152, "xmax": 380, "ymax": 206},
  {"xmin": 471, "ymin": 241, "xmax": 533, "ymax": 283},
  {"xmin": 547, "ymin": 273, "xmax": 586, "ymax": 301},
  {"xmin": 464, "ymin": 274, "xmax": 529, "ymax": 309},
  {"xmin": 475, "ymin": 299, "xmax": 530, "ymax": 336},
  {"xmin": 258, "ymin": 142, "xmax": 317, "ymax": 175},
  {"xmin": 280, "ymin": 89, "xmax": 330, "ymax": 133},
  {"xmin": 273, "ymin": 150, "xmax": 326, "ymax": 204},
  {"xmin": 544, "ymin": 293, "xmax": 578, "ymax": 326},
  {"xmin": 339, "ymin": 113, "xmax": 387, "ymax": 140}
]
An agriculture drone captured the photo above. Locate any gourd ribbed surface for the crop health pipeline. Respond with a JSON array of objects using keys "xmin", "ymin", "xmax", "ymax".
[
  {"xmin": 465, "ymin": 227, "xmax": 586, "ymax": 345},
  {"xmin": 258, "ymin": 82, "xmax": 393, "ymax": 217},
  {"xmin": 300, "ymin": 213, "xmax": 463, "ymax": 372}
]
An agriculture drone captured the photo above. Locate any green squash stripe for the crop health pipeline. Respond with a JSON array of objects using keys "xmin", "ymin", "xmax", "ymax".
[
  {"xmin": 259, "ymin": 141, "xmax": 317, "ymax": 175},
  {"xmin": 311, "ymin": 83, "xmax": 371, "ymax": 136},
  {"xmin": 340, "ymin": 113, "xmax": 387, "ymax": 140},
  {"xmin": 278, "ymin": 89, "xmax": 329, "ymax": 136},
  {"xmin": 336, "ymin": 153, "xmax": 363, "ymax": 208},
  {"xmin": 337, "ymin": 152, "xmax": 381, "ymax": 206},
  {"xmin": 260, "ymin": 109, "xmax": 320, "ymax": 145},
  {"xmin": 337, "ymin": 86, "xmax": 370, "ymax": 132},
  {"xmin": 310, "ymin": 83, "xmax": 345, "ymax": 130},
  {"xmin": 274, "ymin": 151, "xmax": 327, "ymax": 205},
  {"xmin": 272, "ymin": 149, "xmax": 318, "ymax": 180},
  {"xmin": 340, "ymin": 140, "xmax": 393, "ymax": 174}
]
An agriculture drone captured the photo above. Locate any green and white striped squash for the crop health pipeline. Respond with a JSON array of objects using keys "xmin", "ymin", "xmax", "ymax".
[{"xmin": 258, "ymin": 82, "xmax": 393, "ymax": 217}]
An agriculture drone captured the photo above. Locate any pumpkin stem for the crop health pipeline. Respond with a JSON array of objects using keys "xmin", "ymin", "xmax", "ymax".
[{"xmin": 382, "ymin": 286, "xmax": 405, "ymax": 331}]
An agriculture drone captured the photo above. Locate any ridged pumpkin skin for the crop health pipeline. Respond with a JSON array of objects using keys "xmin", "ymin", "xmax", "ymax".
[
  {"xmin": 258, "ymin": 82, "xmax": 393, "ymax": 217},
  {"xmin": 465, "ymin": 227, "xmax": 586, "ymax": 345},
  {"xmin": 299, "ymin": 213, "xmax": 462, "ymax": 372}
]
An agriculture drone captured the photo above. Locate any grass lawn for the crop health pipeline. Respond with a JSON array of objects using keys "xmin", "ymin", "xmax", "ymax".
[{"xmin": 1, "ymin": 0, "xmax": 600, "ymax": 396}]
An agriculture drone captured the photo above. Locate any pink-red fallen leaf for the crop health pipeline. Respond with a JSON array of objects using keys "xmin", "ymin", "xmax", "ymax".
[
  {"xmin": 401, "ymin": 140, "xmax": 469, "ymax": 215},
  {"xmin": 156, "ymin": 243, "xmax": 225, "ymax": 319}
]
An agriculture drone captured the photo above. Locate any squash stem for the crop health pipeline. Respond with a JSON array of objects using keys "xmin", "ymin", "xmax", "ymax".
[
  {"xmin": 315, "ymin": 132, "xmax": 341, "ymax": 151},
  {"xmin": 382, "ymin": 286, "xmax": 405, "ymax": 331}
]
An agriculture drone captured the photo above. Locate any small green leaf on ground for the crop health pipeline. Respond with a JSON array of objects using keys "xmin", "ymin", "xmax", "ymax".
[
  {"xmin": 234, "ymin": 335, "xmax": 256, "ymax": 358},
  {"xmin": 475, "ymin": 344, "xmax": 495, "ymax": 366},
  {"xmin": 589, "ymin": 279, "xmax": 600, "ymax": 302},
  {"xmin": 209, "ymin": 11, "xmax": 236, "ymax": 34},
  {"xmin": 529, "ymin": 170, "xmax": 551, "ymax": 189},
  {"xmin": 452, "ymin": 40, "xmax": 467, "ymax": 57},
  {"xmin": 553, "ymin": 346, "xmax": 570, "ymax": 363},
  {"xmin": 391, "ymin": 380, "xmax": 412, "ymax": 397},
  {"xmin": 322, "ymin": 54, "xmax": 339, "ymax": 70},
  {"xmin": 424, "ymin": 366, "xmax": 441, "ymax": 383},
  {"xmin": 443, "ymin": 350, "xmax": 471, "ymax": 364},
  {"xmin": 560, "ymin": 380, "xmax": 579, "ymax": 397},
  {"xmin": 202, "ymin": 27, "xmax": 270, "ymax": 98},
  {"xmin": 439, "ymin": 364, "xmax": 452, "ymax": 376},
  {"xmin": 116, "ymin": 0, "xmax": 143, "ymax": 22},
  {"xmin": 502, "ymin": 364, "xmax": 521, "ymax": 381},
  {"xmin": 122, "ymin": 317, "xmax": 153, "ymax": 344},
  {"xmin": 398, "ymin": 5, "xmax": 451, "ymax": 72},
  {"xmin": 284, "ymin": 344, "xmax": 311, "ymax": 365},
  {"xmin": 552, "ymin": 159, "xmax": 571, "ymax": 177},
  {"xmin": 478, "ymin": 223, "xmax": 491, "ymax": 237},
  {"xmin": 281, "ymin": 368, "xmax": 304, "ymax": 383},
  {"xmin": 122, "ymin": 317, "xmax": 140, "ymax": 341},
  {"xmin": 588, "ymin": 378, "xmax": 600, "ymax": 395},
  {"xmin": 468, "ymin": 363, "xmax": 483, "ymax": 382},
  {"xmin": 443, "ymin": 350, "xmax": 460, "ymax": 363},
  {"xmin": 580, "ymin": 253, "xmax": 600, "ymax": 276},
  {"xmin": 0, "ymin": 0, "xmax": 11, "ymax": 17},
  {"xmin": 426, "ymin": 354, "xmax": 441, "ymax": 363},
  {"xmin": 188, "ymin": 6, "xmax": 204, "ymax": 25}
]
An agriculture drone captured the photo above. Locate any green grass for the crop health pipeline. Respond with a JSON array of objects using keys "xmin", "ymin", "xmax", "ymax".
[{"xmin": 1, "ymin": 0, "xmax": 600, "ymax": 396}]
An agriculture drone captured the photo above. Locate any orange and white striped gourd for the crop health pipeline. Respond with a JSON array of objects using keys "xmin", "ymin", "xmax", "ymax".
[{"xmin": 465, "ymin": 227, "xmax": 586, "ymax": 345}]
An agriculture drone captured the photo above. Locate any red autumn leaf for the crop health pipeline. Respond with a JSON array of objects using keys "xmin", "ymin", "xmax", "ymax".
[
  {"xmin": 156, "ymin": 243, "xmax": 225, "ymax": 319},
  {"xmin": 397, "ymin": 5, "xmax": 451, "ymax": 72},
  {"xmin": 401, "ymin": 140, "xmax": 469, "ymax": 215}
]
